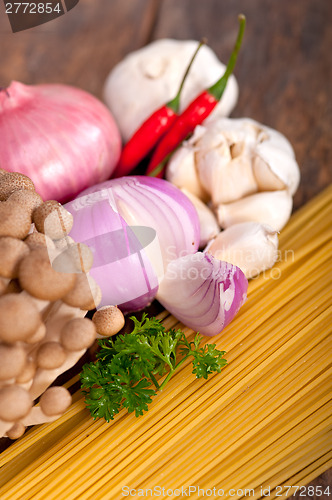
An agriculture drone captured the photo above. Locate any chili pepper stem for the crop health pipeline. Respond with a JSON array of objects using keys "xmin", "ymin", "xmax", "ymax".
[
  {"xmin": 208, "ymin": 14, "xmax": 246, "ymax": 101},
  {"xmin": 167, "ymin": 38, "xmax": 207, "ymax": 113}
]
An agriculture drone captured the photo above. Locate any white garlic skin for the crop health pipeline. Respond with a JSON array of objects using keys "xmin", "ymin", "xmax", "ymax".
[
  {"xmin": 181, "ymin": 189, "xmax": 220, "ymax": 248},
  {"xmin": 104, "ymin": 39, "xmax": 238, "ymax": 142},
  {"xmin": 216, "ymin": 190, "xmax": 293, "ymax": 232},
  {"xmin": 205, "ymin": 222, "xmax": 279, "ymax": 278}
]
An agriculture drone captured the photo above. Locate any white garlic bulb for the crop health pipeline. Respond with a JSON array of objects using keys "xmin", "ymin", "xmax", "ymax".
[
  {"xmin": 104, "ymin": 39, "xmax": 238, "ymax": 142},
  {"xmin": 205, "ymin": 222, "xmax": 279, "ymax": 278}
]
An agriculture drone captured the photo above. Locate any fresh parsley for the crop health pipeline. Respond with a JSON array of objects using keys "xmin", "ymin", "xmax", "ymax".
[{"xmin": 80, "ymin": 314, "xmax": 227, "ymax": 421}]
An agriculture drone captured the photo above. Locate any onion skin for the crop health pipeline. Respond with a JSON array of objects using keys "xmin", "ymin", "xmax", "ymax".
[
  {"xmin": 156, "ymin": 252, "xmax": 248, "ymax": 336},
  {"xmin": 0, "ymin": 81, "xmax": 121, "ymax": 203},
  {"xmin": 65, "ymin": 176, "xmax": 200, "ymax": 312}
]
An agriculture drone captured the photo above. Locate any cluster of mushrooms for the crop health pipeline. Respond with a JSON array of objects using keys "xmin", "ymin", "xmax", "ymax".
[{"xmin": 0, "ymin": 170, "xmax": 125, "ymax": 439}]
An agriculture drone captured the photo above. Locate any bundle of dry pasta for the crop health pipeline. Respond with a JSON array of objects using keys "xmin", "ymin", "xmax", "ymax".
[{"xmin": 0, "ymin": 185, "xmax": 331, "ymax": 499}]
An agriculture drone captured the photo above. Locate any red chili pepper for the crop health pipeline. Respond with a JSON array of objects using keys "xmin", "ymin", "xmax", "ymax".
[
  {"xmin": 146, "ymin": 15, "xmax": 246, "ymax": 178},
  {"xmin": 113, "ymin": 40, "xmax": 205, "ymax": 178}
]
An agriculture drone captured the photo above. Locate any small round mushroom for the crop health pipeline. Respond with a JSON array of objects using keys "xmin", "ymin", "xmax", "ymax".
[
  {"xmin": 25, "ymin": 322, "xmax": 46, "ymax": 344},
  {"xmin": 0, "ymin": 237, "xmax": 30, "ymax": 279},
  {"xmin": 18, "ymin": 248, "xmax": 77, "ymax": 301},
  {"xmin": 0, "ymin": 201, "xmax": 32, "ymax": 239},
  {"xmin": 6, "ymin": 422, "xmax": 26, "ymax": 440},
  {"xmin": 0, "ymin": 385, "xmax": 32, "ymax": 421},
  {"xmin": 39, "ymin": 386, "xmax": 72, "ymax": 416},
  {"xmin": 60, "ymin": 243, "xmax": 94, "ymax": 273},
  {"xmin": 0, "ymin": 168, "xmax": 7, "ymax": 176},
  {"xmin": 62, "ymin": 273, "xmax": 101, "ymax": 310},
  {"xmin": 33, "ymin": 201, "xmax": 73, "ymax": 240},
  {"xmin": 16, "ymin": 359, "xmax": 37, "ymax": 384},
  {"xmin": 0, "ymin": 172, "xmax": 35, "ymax": 201},
  {"xmin": 8, "ymin": 189, "xmax": 43, "ymax": 216},
  {"xmin": 92, "ymin": 306, "xmax": 125, "ymax": 337},
  {"xmin": 24, "ymin": 232, "xmax": 56, "ymax": 251},
  {"xmin": 60, "ymin": 318, "xmax": 96, "ymax": 351},
  {"xmin": 0, "ymin": 277, "xmax": 8, "ymax": 296},
  {"xmin": 0, "ymin": 293, "xmax": 42, "ymax": 343},
  {"xmin": 36, "ymin": 342, "xmax": 66, "ymax": 369},
  {"xmin": 0, "ymin": 344, "xmax": 27, "ymax": 381}
]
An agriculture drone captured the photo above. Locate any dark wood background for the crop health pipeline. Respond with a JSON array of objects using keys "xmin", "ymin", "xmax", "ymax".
[{"xmin": 0, "ymin": 0, "xmax": 331, "ymax": 495}]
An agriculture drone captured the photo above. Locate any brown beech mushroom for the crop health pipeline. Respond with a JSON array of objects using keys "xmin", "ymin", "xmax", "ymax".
[
  {"xmin": 5, "ymin": 279, "xmax": 22, "ymax": 294},
  {"xmin": 92, "ymin": 306, "xmax": 125, "ymax": 337},
  {"xmin": 0, "ymin": 237, "xmax": 30, "ymax": 279},
  {"xmin": 62, "ymin": 273, "xmax": 101, "ymax": 310},
  {"xmin": 39, "ymin": 386, "xmax": 72, "ymax": 417},
  {"xmin": 25, "ymin": 322, "xmax": 46, "ymax": 345},
  {"xmin": 60, "ymin": 318, "xmax": 96, "ymax": 351},
  {"xmin": 16, "ymin": 359, "xmax": 37, "ymax": 384},
  {"xmin": 8, "ymin": 189, "xmax": 43, "ymax": 216},
  {"xmin": 33, "ymin": 200, "xmax": 73, "ymax": 240},
  {"xmin": 0, "ymin": 344, "xmax": 27, "ymax": 381},
  {"xmin": 0, "ymin": 172, "xmax": 35, "ymax": 201},
  {"xmin": 36, "ymin": 342, "xmax": 66, "ymax": 369},
  {"xmin": 0, "ymin": 385, "xmax": 32, "ymax": 421},
  {"xmin": 24, "ymin": 232, "xmax": 56, "ymax": 251},
  {"xmin": 0, "ymin": 293, "xmax": 42, "ymax": 343},
  {"xmin": 18, "ymin": 248, "xmax": 76, "ymax": 301},
  {"xmin": 59, "ymin": 243, "xmax": 94, "ymax": 273},
  {"xmin": 6, "ymin": 422, "xmax": 26, "ymax": 440},
  {"xmin": 0, "ymin": 201, "xmax": 32, "ymax": 239}
]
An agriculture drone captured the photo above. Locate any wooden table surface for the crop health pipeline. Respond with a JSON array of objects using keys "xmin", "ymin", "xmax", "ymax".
[{"xmin": 0, "ymin": 0, "xmax": 331, "ymax": 496}]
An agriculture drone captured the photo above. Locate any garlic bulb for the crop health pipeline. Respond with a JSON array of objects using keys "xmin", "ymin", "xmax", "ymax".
[
  {"xmin": 205, "ymin": 222, "xmax": 279, "ymax": 278},
  {"xmin": 181, "ymin": 189, "xmax": 219, "ymax": 247},
  {"xmin": 104, "ymin": 39, "xmax": 238, "ymax": 142},
  {"xmin": 216, "ymin": 190, "xmax": 293, "ymax": 232}
]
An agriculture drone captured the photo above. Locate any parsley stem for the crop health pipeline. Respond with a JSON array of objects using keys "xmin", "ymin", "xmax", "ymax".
[
  {"xmin": 149, "ymin": 372, "xmax": 160, "ymax": 390},
  {"xmin": 159, "ymin": 356, "xmax": 190, "ymax": 391}
]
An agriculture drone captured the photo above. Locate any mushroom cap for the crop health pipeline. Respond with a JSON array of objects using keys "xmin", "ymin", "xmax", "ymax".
[
  {"xmin": 59, "ymin": 243, "xmax": 94, "ymax": 273},
  {"xmin": 15, "ymin": 359, "xmax": 37, "ymax": 384},
  {"xmin": 18, "ymin": 248, "xmax": 77, "ymax": 301},
  {"xmin": 25, "ymin": 322, "xmax": 46, "ymax": 345},
  {"xmin": 0, "ymin": 277, "xmax": 7, "ymax": 296},
  {"xmin": 60, "ymin": 318, "xmax": 96, "ymax": 351},
  {"xmin": 62, "ymin": 273, "xmax": 101, "ymax": 310},
  {"xmin": 6, "ymin": 422, "xmax": 26, "ymax": 439},
  {"xmin": 7, "ymin": 422, "xmax": 25, "ymax": 439},
  {"xmin": 0, "ymin": 237, "xmax": 30, "ymax": 279},
  {"xmin": 24, "ymin": 232, "xmax": 56, "ymax": 251},
  {"xmin": 0, "ymin": 293, "xmax": 41, "ymax": 343},
  {"xmin": 0, "ymin": 172, "xmax": 35, "ymax": 201},
  {"xmin": 92, "ymin": 306, "xmax": 125, "ymax": 337},
  {"xmin": 36, "ymin": 342, "xmax": 66, "ymax": 369},
  {"xmin": 0, "ymin": 201, "xmax": 32, "ymax": 239},
  {"xmin": 0, "ymin": 385, "xmax": 32, "ymax": 421},
  {"xmin": 8, "ymin": 189, "xmax": 43, "ymax": 216},
  {"xmin": 0, "ymin": 344, "xmax": 27, "ymax": 381},
  {"xmin": 39, "ymin": 386, "xmax": 72, "ymax": 416},
  {"xmin": 33, "ymin": 201, "xmax": 73, "ymax": 240}
]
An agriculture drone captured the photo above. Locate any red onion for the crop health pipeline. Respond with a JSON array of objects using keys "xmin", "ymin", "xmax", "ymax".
[
  {"xmin": 65, "ymin": 176, "xmax": 200, "ymax": 312},
  {"xmin": 0, "ymin": 81, "xmax": 121, "ymax": 203},
  {"xmin": 156, "ymin": 253, "xmax": 248, "ymax": 336}
]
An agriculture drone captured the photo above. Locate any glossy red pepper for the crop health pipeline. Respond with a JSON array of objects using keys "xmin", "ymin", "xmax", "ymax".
[
  {"xmin": 113, "ymin": 40, "xmax": 205, "ymax": 178},
  {"xmin": 146, "ymin": 15, "xmax": 246, "ymax": 178}
]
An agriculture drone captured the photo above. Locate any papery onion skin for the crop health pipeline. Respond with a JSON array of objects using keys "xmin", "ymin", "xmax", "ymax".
[
  {"xmin": 65, "ymin": 176, "xmax": 200, "ymax": 312},
  {"xmin": 156, "ymin": 252, "xmax": 248, "ymax": 336},
  {"xmin": 0, "ymin": 81, "xmax": 121, "ymax": 203}
]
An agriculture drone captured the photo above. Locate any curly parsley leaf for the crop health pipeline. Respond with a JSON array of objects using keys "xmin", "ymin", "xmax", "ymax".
[{"xmin": 80, "ymin": 314, "xmax": 227, "ymax": 421}]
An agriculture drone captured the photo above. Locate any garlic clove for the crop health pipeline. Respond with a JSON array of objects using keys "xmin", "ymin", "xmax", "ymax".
[
  {"xmin": 180, "ymin": 188, "xmax": 220, "ymax": 247},
  {"xmin": 253, "ymin": 143, "xmax": 300, "ymax": 195},
  {"xmin": 216, "ymin": 190, "xmax": 293, "ymax": 232},
  {"xmin": 205, "ymin": 222, "xmax": 279, "ymax": 278}
]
